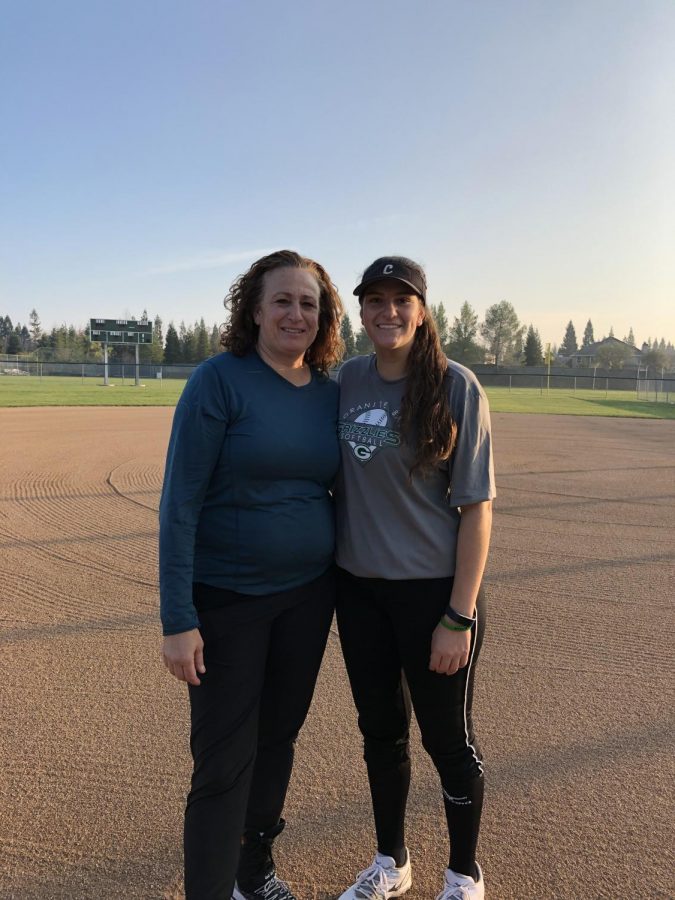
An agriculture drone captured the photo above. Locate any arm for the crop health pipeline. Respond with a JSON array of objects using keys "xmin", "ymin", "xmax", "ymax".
[
  {"xmin": 159, "ymin": 363, "xmax": 229, "ymax": 684},
  {"xmin": 429, "ymin": 499, "xmax": 492, "ymax": 676}
]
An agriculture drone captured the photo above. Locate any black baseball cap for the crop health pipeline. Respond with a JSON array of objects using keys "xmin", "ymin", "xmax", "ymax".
[{"xmin": 353, "ymin": 256, "xmax": 427, "ymax": 303}]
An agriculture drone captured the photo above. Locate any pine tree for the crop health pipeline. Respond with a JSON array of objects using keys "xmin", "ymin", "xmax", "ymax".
[
  {"xmin": 355, "ymin": 325, "xmax": 373, "ymax": 355},
  {"xmin": 1, "ymin": 315, "xmax": 13, "ymax": 352},
  {"xmin": 560, "ymin": 321, "xmax": 578, "ymax": 355},
  {"xmin": 340, "ymin": 313, "xmax": 356, "ymax": 358},
  {"xmin": 608, "ymin": 325, "xmax": 614, "ymax": 338},
  {"xmin": 6, "ymin": 330, "xmax": 21, "ymax": 354},
  {"xmin": 446, "ymin": 302, "xmax": 483, "ymax": 364},
  {"xmin": 29, "ymin": 309, "xmax": 41, "ymax": 346},
  {"xmin": 148, "ymin": 315, "xmax": 164, "ymax": 363},
  {"xmin": 164, "ymin": 323, "xmax": 181, "ymax": 364},
  {"xmin": 194, "ymin": 319, "xmax": 210, "ymax": 361},
  {"xmin": 624, "ymin": 327, "xmax": 635, "ymax": 346},
  {"xmin": 523, "ymin": 325, "xmax": 544, "ymax": 366},
  {"xmin": 430, "ymin": 303, "xmax": 449, "ymax": 349},
  {"xmin": 179, "ymin": 321, "xmax": 195, "ymax": 362},
  {"xmin": 582, "ymin": 319, "xmax": 594, "ymax": 348},
  {"xmin": 210, "ymin": 324, "xmax": 221, "ymax": 356}
]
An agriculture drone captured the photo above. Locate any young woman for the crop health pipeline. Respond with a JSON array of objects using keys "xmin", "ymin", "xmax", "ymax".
[
  {"xmin": 160, "ymin": 250, "xmax": 343, "ymax": 900},
  {"xmin": 334, "ymin": 257, "xmax": 495, "ymax": 900}
]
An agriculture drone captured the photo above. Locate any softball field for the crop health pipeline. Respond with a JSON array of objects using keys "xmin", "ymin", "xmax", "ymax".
[{"xmin": 0, "ymin": 408, "xmax": 673, "ymax": 899}]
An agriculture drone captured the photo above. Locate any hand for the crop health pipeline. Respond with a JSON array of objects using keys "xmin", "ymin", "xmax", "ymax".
[
  {"xmin": 162, "ymin": 629, "xmax": 206, "ymax": 686},
  {"xmin": 429, "ymin": 623, "xmax": 471, "ymax": 676}
]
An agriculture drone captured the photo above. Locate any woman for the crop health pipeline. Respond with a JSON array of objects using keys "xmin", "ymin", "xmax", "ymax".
[
  {"xmin": 334, "ymin": 257, "xmax": 495, "ymax": 900},
  {"xmin": 159, "ymin": 250, "xmax": 343, "ymax": 900}
]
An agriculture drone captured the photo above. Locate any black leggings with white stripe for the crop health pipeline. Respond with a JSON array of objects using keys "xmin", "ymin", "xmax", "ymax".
[{"xmin": 336, "ymin": 570, "xmax": 486, "ymax": 878}]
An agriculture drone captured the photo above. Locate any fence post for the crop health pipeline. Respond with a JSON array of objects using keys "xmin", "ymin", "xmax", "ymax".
[
  {"xmin": 509, "ymin": 375, "xmax": 511, "ymax": 392},
  {"xmin": 605, "ymin": 377, "xmax": 609, "ymax": 398},
  {"xmin": 574, "ymin": 376, "xmax": 576, "ymax": 393},
  {"xmin": 540, "ymin": 376, "xmax": 543, "ymax": 396}
]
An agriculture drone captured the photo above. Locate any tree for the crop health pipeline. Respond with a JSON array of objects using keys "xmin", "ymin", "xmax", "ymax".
[
  {"xmin": 523, "ymin": 325, "xmax": 544, "ymax": 366},
  {"xmin": 596, "ymin": 342, "xmax": 632, "ymax": 369},
  {"xmin": 164, "ymin": 323, "xmax": 181, "ymax": 364},
  {"xmin": 1, "ymin": 315, "xmax": 13, "ymax": 352},
  {"xmin": 340, "ymin": 313, "xmax": 356, "ymax": 358},
  {"xmin": 210, "ymin": 324, "xmax": 221, "ymax": 356},
  {"xmin": 480, "ymin": 301, "xmax": 525, "ymax": 365},
  {"xmin": 642, "ymin": 346, "xmax": 668, "ymax": 372},
  {"xmin": 179, "ymin": 321, "xmax": 195, "ymax": 362},
  {"xmin": 6, "ymin": 330, "xmax": 21, "ymax": 354},
  {"xmin": 29, "ymin": 309, "xmax": 41, "ymax": 346},
  {"xmin": 194, "ymin": 318, "xmax": 210, "ymax": 361},
  {"xmin": 608, "ymin": 325, "xmax": 614, "ymax": 338},
  {"xmin": 624, "ymin": 327, "xmax": 635, "ymax": 346},
  {"xmin": 559, "ymin": 321, "xmax": 578, "ymax": 356},
  {"xmin": 355, "ymin": 325, "xmax": 373, "ymax": 355},
  {"xmin": 446, "ymin": 302, "xmax": 483, "ymax": 364},
  {"xmin": 582, "ymin": 319, "xmax": 594, "ymax": 348},
  {"xmin": 430, "ymin": 303, "xmax": 449, "ymax": 349},
  {"xmin": 148, "ymin": 315, "xmax": 164, "ymax": 363}
]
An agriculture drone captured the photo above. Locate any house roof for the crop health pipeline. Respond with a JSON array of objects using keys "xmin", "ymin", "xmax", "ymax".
[{"xmin": 571, "ymin": 336, "xmax": 640, "ymax": 357}]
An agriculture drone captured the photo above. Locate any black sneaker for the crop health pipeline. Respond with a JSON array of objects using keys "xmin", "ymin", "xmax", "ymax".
[
  {"xmin": 232, "ymin": 873, "xmax": 297, "ymax": 900},
  {"xmin": 233, "ymin": 819, "xmax": 296, "ymax": 900}
]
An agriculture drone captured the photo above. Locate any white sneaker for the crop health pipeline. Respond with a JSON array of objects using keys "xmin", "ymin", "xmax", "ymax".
[
  {"xmin": 338, "ymin": 850, "xmax": 412, "ymax": 900},
  {"xmin": 435, "ymin": 863, "xmax": 484, "ymax": 900}
]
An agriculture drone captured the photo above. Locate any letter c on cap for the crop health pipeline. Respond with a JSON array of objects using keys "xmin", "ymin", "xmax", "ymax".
[{"xmin": 383, "ymin": 264, "xmax": 394, "ymax": 275}]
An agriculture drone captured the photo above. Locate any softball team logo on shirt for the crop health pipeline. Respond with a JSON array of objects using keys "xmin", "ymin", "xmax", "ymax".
[{"xmin": 338, "ymin": 403, "xmax": 400, "ymax": 464}]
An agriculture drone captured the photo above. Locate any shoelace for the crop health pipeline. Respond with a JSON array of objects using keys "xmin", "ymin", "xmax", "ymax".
[
  {"xmin": 436, "ymin": 881, "xmax": 473, "ymax": 900},
  {"xmin": 254, "ymin": 876, "xmax": 295, "ymax": 900},
  {"xmin": 354, "ymin": 861, "xmax": 397, "ymax": 899}
]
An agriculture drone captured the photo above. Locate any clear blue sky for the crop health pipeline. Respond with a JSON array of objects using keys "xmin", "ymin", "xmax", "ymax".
[{"xmin": 2, "ymin": 0, "xmax": 674, "ymax": 348}]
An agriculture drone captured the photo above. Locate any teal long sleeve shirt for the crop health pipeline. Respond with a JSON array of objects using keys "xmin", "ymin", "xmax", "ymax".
[{"xmin": 159, "ymin": 351, "xmax": 340, "ymax": 635}]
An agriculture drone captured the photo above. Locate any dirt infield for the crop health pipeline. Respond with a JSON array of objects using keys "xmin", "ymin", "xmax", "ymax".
[{"xmin": 0, "ymin": 408, "xmax": 673, "ymax": 899}]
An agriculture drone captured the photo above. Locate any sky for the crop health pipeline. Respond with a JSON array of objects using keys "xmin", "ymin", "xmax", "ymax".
[{"xmin": 2, "ymin": 0, "xmax": 674, "ymax": 349}]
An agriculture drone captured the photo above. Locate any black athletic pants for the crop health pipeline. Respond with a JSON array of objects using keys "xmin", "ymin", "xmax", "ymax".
[
  {"xmin": 336, "ymin": 569, "xmax": 486, "ymax": 877},
  {"xmin": 183, "ymin": 569, "xmax": 335, "ymax": 900}
]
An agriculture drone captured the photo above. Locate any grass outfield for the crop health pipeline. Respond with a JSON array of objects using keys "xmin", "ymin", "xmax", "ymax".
[
  {"xmin": 0, "ymin": 375, "xmax": 187, "ymax": 407},
  {"xmin": 484, "ymin": 386, "xmax": 675, "ymax": 418},
  {"xmin": 1, "ymin": 375, "xmax": 674, "ymax": 418}
]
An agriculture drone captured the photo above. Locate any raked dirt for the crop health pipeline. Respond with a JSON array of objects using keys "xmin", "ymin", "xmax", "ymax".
[{"xmin": 0, "ymin": 408, "xmax": 673, "ymax": 899}]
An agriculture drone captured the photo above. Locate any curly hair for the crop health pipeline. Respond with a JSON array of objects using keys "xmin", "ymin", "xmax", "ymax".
[
  {"xmin": 220, "ymin": 250, "xmax": 344, "ymax": 374},
  {"xmin": 357, "ymin": 256, "xmax": 456, "ymax": 476}
]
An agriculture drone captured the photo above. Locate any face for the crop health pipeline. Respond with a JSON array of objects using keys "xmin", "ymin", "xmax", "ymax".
[
  {"xmin": 254, "ymin": 266, "xmax": 321, "ymax": 364},
  {"xmin": 360, "ymin": 280, "xmax": 425, "ymax": 355}
]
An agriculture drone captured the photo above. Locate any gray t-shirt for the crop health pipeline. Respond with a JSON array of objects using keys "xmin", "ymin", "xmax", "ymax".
[{"xmin": 334, "ymin": 354, "xmax": 496, "ymax": 579}]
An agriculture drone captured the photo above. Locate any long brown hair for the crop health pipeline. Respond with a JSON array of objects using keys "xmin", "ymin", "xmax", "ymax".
[
  {"xmin": 400, "ymin": 313, "xmax": 457, "ymax": 476},
  {"xmin": 221, "ymin": 250, "xmax": 344, "ymax": 374}
]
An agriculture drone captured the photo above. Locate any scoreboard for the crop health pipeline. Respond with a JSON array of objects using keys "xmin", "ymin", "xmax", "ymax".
[{"xmin": 90, "ymin": 319, "xmax": 153, "ymax": 345}]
